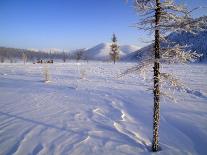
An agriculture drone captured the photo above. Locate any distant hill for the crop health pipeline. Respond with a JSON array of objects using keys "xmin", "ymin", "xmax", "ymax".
[
  {"xmin": 166, "ymin": 29, "xmax": 207, "ymax": 62},
  {"xmin": 124, "ymin": 16, "xmax": 207, "ymax": 62},
  {"xmin": 0, "ymin": 44, "xmax": 139, "ymax": 63},
  {"xmin": 83, "ymin": 43, "xmax": 139, "ymax": 61},
  {"xmin": 120, "ymin": 45, "xmax": 140, "ymax": 55}
]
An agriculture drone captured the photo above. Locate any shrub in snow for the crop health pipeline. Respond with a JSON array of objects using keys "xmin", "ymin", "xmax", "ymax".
[
  {"xmin": 80, "ymin": 69, "xmax": 87, "ymax": 79},
  {"xmin": 43, "ymin": 65, "xmax": 50, "ymax": 83}
]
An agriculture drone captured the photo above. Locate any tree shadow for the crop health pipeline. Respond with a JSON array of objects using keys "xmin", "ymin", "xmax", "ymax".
[{"xmin": 0, "ymin": 111, "xmax": 77, "ymax": 134}]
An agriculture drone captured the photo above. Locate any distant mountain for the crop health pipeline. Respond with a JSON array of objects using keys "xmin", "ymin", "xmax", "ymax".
[
  {"xmin": 166, "ymin": 29, "xmax": 207, "ymax": 62},
  {"xmin": 122, "ymin": 45, "xmax": 152, "ymax": 62},
  {"xmin": 0, "ymin": 43, "xmax": 139, "ymax": 62},
  {"xmin": 120, "ymin": 45, "xmax": 140, "ymax": 55},
  {"xmin": 83, "ymin": 43, "xmax": 139, "ymax": 61},
  {"xmin": 125, "ymin": 16, "xmax": 207, "ymax": 62},
  {"xmin": 41, "ymin": 48, "xmax": 65, "ymax": 53}
]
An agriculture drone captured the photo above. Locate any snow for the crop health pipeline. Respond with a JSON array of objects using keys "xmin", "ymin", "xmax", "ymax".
[{"xmin": 0, "ymin": 62, "xmax": 206, "ymax": 155}]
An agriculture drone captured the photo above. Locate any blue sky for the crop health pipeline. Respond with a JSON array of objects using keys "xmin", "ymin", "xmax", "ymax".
[{"xmin": 0, "ymin": 0, "xmax": 206, "ymax": 50}]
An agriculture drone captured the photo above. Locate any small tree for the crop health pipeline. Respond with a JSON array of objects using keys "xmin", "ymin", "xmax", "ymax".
[
  {"xmin": 110, "ymin": 33, "xmax": 120, "ymax": 64},
  {"xmin": 62, "ymin": 51, "xmax": 67, "ymax": 62},
  {"xmin": 9, "ymin": 57, "xmax": 13, "ymax": 63},
  {"xmin": 43, "ymin": 64, "xmax": 50, "ymax": 82},
  {"xmin": 76, "ymin": 49, "xmax": 84, "ymax": 62},
  {"xmin": 128, "ymin": 0, "xmax": 206, "ymax": 152},
  {"xmin": 0, "ymin": 56, "xmax": 4, "ymax": 63},
  {"xmin": 22, "ymin": 52, "xmax": 27, "ymax": 64}
]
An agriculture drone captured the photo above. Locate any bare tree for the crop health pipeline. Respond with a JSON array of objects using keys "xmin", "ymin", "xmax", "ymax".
[
  {"xmin": 43, "ymin": 64, "xmax": 50, "ymax": 82},
  {"xmin": 62, "ymin": 51, "xmax": 67, "ymax": 62},
  {"xmin": 9, "ymin": 57, "xmax": 13, "ymax": 63},
  {"xmin": 0, "ymin": 56, "xmax": 4, "ymax": 63},
  {"xmin": 130, "ymin": 0, "xmax": 206, "ymax": 152},
  {"xmin": 76, "ymin": 49, "xmax": 84, "ymax": 62},
  {"xmin": 110, "ymin": 33, "xmax": 120, "ymax": 64},
  {"xmin": 22, "ymin": 52, "xmax": 27, "ymax": 64}
]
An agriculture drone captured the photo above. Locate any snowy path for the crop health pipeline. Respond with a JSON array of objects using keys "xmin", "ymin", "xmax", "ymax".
[{"xmin": 0, "ymin": 62, "xmax": 206, "ymax": 155}]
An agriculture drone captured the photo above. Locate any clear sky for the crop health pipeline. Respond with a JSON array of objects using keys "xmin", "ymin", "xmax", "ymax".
[{"xmin": 0, "ymin": 0, "xmax": 206, "ymax": 50}]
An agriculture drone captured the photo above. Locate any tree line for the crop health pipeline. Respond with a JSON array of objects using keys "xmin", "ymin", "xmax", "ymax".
[{"xmin": 0, "ymin": 47, "xmax": 85, "ymax": 63}]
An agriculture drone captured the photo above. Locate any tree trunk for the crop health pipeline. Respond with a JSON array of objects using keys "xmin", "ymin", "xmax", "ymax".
[{"xmin": 152, "ymin": 0, "xmax": 161, "ymax": 152}]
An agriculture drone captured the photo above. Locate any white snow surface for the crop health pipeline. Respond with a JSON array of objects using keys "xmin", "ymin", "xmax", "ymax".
[{"xmin": 0, "ymin": 62, "xmax": 206, "ymax": 155}]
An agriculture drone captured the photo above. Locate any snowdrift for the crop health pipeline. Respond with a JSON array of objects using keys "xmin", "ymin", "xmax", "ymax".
[{"xmin": 0, "ymin": 63, "xmax": 206, "ymax": 155}]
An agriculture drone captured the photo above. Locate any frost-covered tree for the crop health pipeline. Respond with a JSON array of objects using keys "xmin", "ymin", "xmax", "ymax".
[
  {"xmin": 110, "ymin": 33, "xmax": 120, "ymax": 64},
  {"xmin": 127, "ymin": 0, "xmax": 207, "ymax": 152}
]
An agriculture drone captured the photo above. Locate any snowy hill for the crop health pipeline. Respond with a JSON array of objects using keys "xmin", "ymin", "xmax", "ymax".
[
  {"xmin": 123, "ymin": 45, "xmax": 153, "ymax": 62},
  {"xmin": 120, "ymin": 45, "xmax": 140, "ymax": 55},
  {"xmin": 83, "ymin": 43, "xmax": 139, "ymax": 61},
  {"xmin": 125, "ymin": 16, "xmax": 207, "ymax": 62},
  {"xmin": 167, "ymin": 29, "xmax": 207, "ymax": 61}
]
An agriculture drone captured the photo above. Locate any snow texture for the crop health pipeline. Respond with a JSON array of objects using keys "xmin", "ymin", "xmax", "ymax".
[{"xmin": 0, "ymin": 62, "xmax": 206, "ymax": 155}]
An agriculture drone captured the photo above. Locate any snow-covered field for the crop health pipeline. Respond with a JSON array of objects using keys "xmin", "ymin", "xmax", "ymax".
[{"xmin": 0, "ymin": 62, "xmax": 206, "ymax": 155}]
